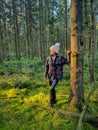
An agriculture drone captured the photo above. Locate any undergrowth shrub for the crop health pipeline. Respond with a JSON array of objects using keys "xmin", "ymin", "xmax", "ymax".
[{"xmin": 1, "ymin": 57, "xmax": 43, "ymax": 75}]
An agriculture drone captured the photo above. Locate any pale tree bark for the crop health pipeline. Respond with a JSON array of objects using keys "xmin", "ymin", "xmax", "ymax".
[{"xmin": 70, "ymin": 0, "xmax": 84, "ymax": 110}]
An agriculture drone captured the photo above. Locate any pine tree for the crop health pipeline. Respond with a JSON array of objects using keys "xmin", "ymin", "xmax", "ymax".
[{"xmin": 70, "ymin": 0, "xmax": 84, "ymax": 110}]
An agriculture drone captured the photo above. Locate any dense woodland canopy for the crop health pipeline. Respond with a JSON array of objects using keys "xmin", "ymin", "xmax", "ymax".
[
  {"xmin": 0, "ymin": 0, "xmax": 97, "ymax": 62},
  {"xmin": 0, "ymin": 0, "xmax": 69, "ymax": 61}
]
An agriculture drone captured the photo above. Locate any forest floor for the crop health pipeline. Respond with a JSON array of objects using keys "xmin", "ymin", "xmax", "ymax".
[{"xmin": 0, "ymin": 55, "xmax": 98, "ymax": 130}]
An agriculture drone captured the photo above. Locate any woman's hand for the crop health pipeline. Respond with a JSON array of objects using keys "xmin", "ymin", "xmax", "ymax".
[
  {"xmin": 66, "ymin": 50, "xmax": 71, "ymax": 54},
  {"xmin": 44, "ymin": 77, "xmax": 47, "ymax": 81},
  {"xmin": 65, "ymin": 49, "xmax": 71, "ymax": 63}
]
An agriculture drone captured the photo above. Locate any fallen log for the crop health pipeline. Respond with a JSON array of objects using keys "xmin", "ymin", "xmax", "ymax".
[
  {"xmin": 56, "ymin": 109, "xmax": 98, "ymax": 128},
  {"xmin": 45, "ymin": 108, "xmax": 98, "ymax": 128},
  {"xmin": 77, "ymin": 106, "xmax": 87, "ymax": 130},
  {"xmin": 76, "ymin": 79, "xmax": 98, "ymax": 129}
]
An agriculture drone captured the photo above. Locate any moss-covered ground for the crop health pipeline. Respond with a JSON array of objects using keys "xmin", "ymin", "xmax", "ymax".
[{"xmin": 0, "ymin": 56, "xmax": 98, "ymax": 130}]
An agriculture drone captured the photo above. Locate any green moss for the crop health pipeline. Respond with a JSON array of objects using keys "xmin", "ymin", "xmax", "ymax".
[{"xmin": 0, "ymin": 57, "xmax": 98, "ymax": 130}]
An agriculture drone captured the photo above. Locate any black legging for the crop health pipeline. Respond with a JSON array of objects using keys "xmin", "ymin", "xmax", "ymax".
[{"xmin": 49, "ymin": 79, "xmax": 58, "ymax": 104}]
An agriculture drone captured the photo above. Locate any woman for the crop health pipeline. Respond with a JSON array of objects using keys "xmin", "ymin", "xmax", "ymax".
[{"xmin": 44, "ymin": 43, "xmax": 70, "ymax": 107}]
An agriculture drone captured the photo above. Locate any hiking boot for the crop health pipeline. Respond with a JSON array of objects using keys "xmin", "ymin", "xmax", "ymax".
[{"xmin": 50, "ymin": 102, "xmax": 54, "ymax": 107}]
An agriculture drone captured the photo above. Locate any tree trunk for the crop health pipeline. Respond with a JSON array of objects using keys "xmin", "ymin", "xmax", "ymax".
[
  {"xmin": 89, "ymin": 0, "xmax": 95, "ymax": 82},
  {"xmin": 28, "ymin": 0, "xmax": 34, "ymax": 59},
  {"xmin": 12, "ymin": 0, "xmax": 20, "ymax": 60},
  {"xmin": 83, "ymin": 0, "xmax": 89, "ymax": 52},
  {"xmin": 0, "ymin": 19, "xmax": 3, "ymax": 62},
  {"xmin": 44, "ymin": 0, "xmax": 50, "ymax": 57},
  {"xmin": 39, "ymin": 0, "xmax": 45, "ymax": 63},
  {"xmin": 3, "ymin": 14, "xmax": 9, "ymax": 61},
  {"xmin": 70, "ymin": 0, "xmax": 84, "ymax": 109},
  {"xmin": 0, "ymin": 23, "xmax": 4, "ymax": 61},
  {"xmin": 64, "ymin": 0, "xmax": 68, "ymax": 49},
  {"xmin": 24, "ymin": 1, "xmax": 30, "ymax": 59},
  {"xmin": 0, "ymin": 0, "xmax": 5, "ymax": 60}
]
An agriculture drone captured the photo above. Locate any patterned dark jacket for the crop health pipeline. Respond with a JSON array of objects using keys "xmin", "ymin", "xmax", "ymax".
[{"xmin": 44, "ymin": 55, "xmax": 68, "ymax": 80}]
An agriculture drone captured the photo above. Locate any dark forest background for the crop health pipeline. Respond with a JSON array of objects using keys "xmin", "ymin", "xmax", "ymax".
[{"xmin": 0, "ymin": 0, "xmax": 98, "ymax": 62}]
